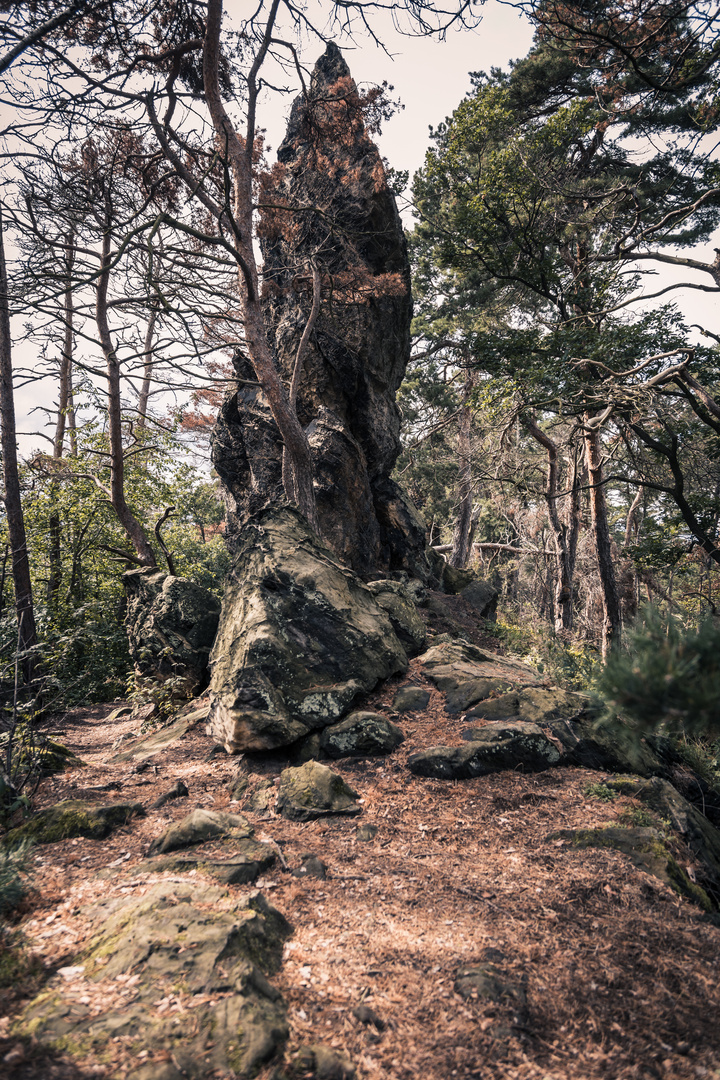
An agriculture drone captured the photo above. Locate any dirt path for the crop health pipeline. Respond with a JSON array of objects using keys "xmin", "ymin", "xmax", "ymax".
[{"xmin": 2, "ymin": 680, "xmax": 720, "ymax": 1080}]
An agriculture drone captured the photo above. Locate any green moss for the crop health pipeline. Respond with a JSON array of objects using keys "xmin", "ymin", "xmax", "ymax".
[
  {"xmin": 618, "ymin": 806, "xmax": 660, "ymax": 828},
  {"xmin": 583, "ymin": 782, "xmax": 619, "ymax": 802},
  {"xmin": 665, "ymin": 852, "xmax": 714, "ymax": 911},
  {"xmin": 4, "ymin": 800, "xmax": 143, "ymax": 847}
]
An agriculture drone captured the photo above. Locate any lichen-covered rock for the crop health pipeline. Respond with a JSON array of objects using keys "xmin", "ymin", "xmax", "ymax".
[
  {"xmin": 13, "ymin": 885, "xmax": 292, "ymax": 1078},
  {"xmin": 122, "ymin": 567, "xmax": 221, "ymax": 695},
  {"xmin": 393, "ymin": 686, "xmax": 430, "ymax": 712},
  {"xmin": 4, "ymin": 799, "xmax": 144, "ymax": 846},
  {"xmin": 276, "ymin": 761, "xmax": 361, "ymax": 821},
  {"xmin": 208, "ymin": 507, "xmax": 408, "ymax": 753},
  {"xmin": 408, "ymin": 722, "xmax": 561, "ymax": 779},
  {"xmin": 365, "ymin": 580, "xmax": 426, "ymax": 655},
  {"xmin": 148, "ymin": 808, "xmax": 253, "ymax": 855},
  {"xmin": 320, "ymin": 711, "xmax": 404, "ymax": 758},
  {"xmin": 606, "ymin": 775, "xmax": 720, "ymax": 889},
  {"xmin": 140, "ymin": 837, "xmax": 277, "ymax": 885},
  {"xmin": 549, "ymin": 826, "xmax": 712, "ymax": 909},
  {"xmin": 212, "ymin": 43, "xmax": 430, "ymax": 581}
]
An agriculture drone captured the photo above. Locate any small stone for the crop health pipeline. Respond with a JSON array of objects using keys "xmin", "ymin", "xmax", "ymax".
[
  {"xmin": 276, "ymin": 762, "xmax": 361, "ymax": 822},
  {"xmin": 152, "ymin": 780, "xmax": 189, "ymax": 809},
  {"xmin": 294, "ymin": 1044, "xmax": 355, "ymax": 1080},
  {"xmin": 352, "ymin": 1004, "xmax": 385, "ymax": 1030},
  {"xmin": 291, "ymin": 854, "xmax": 327, "ymax": 880},
  {"xmin": 247, "ymin": 779, "xmax": 277, "ymax": 814},
  {"xmin": 392, "ymin": 687, "xmax": 430, "ymax": 713},
  {"xmin": 355, "ymin": 823, "xmax": 378, "ymax": 842}
]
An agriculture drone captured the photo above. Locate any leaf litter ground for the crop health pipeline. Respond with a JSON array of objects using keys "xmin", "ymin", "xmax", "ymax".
[{"xmin": 1, "ymin": 662, "xmax": 720, "ymax": 1080}]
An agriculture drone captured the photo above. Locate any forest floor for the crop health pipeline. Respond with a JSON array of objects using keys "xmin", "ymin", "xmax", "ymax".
[{"xmin": 1, "ymin": 644, "xmax": 720, "ymax": 1080}]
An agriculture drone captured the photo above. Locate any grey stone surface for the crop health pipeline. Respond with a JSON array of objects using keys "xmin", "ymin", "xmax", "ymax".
[
  {"xmin": 365, "ymin": 580, "xmax": 427, "ymax": 655},
  {"xmin": 148, "ymin": 808, "xmax": 253, "ymax": 855},
  {"xmin": 408, "ymin": 722, "xmax": 561, "ymax": 779},
  {"xmin": 320, "ymin": 711, "xmax": 404, "ymax": 758},
  {"xmin": 276, "ymin": 761, "xmax": 361, "ymax": 821},
  {"xmin": 122, "ymin": 567, "xmax": 221, "ymax": 695},
  {"xmin": 393, "ymin": 686, "xmax": 431, "ymax": 712},
  {"xmin": 208, "ymin": 506, "xmax": 408, "ymax": 753}
]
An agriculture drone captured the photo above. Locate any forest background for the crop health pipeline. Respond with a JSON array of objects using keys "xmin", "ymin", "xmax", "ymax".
[{"xmin": 0, "ymin": 0, "xmax": 719, "ymax": 750}]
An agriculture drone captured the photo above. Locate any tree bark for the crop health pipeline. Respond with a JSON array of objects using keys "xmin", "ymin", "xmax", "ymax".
[
  {"xmin": 0, "ymin": 204, "xmax": 39, "ymax": 682},
  {"xmin": 522, "ymin": 415, "xmax": 576, "ymax": 634},
  {"xmin": 96, "ymin": 202, "xmax": 157, "ymax": 567},
  {"xmin": 583, "ymin": 419, "xmax": 621, "ymax": 658},
  {"xmin": 202, "ymin": 0, "xmax": 318, "ymax": 531},
  {"xmin": 450, "ymin": 372, "xmax": 475, "ymax": 569}
]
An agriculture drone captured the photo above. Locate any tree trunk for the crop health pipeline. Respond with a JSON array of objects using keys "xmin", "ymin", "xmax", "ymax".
[
  {"xmin": 137, "ymin": 305, "xmax": 157, "ymax": 429},
  {"xmin": 450, "ymin": 373, "xmax": 475, "ymax": 569},
  {"xmin": 203, "ymin": 0, "xmax": 318, "ymax": 532},
  {"xmin": 523, "ymin": 415, "xmax": 576, "ymax": 634},
  {"xmin": 583, "ymin": 419, "xmax": 621, "ymax": 658},
  {"xmin": 96, "ymin": 208, "xmax": 157, "ymax": 567},
  {"xmin": 0, "ymin": 204, "xmax": 39, "ymax": 682},
  {"xmin": 54, "ymin": 229, "xmax": 76, "ymax": 457}
]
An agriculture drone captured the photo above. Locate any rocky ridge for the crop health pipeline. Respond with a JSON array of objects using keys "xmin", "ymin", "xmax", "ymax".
[{"xmin": 3, "ymin": 596, "xmax": 720, "ymax": 1078}]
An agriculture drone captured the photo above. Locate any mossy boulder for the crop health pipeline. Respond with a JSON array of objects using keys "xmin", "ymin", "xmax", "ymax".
[
  {"xmin": 148, "ymin": 808, "xmax": 253, "ymax": 856},
  {"xmin": 320, "ymin": 711, "xmax": 404, "ymax": 758},
  {"xmin": 122, "ymin": 567, "xmax": 221, "ymax": 695},
  {"xmin": 276, "ymin": 761, "xmax": 361, "ymax": 821},
  {"xmin": 606, "ymin": 775, "xmax": 720, "ymax": 890},
  {"xmin": 4, "ymin": 799, "xmax": 144, "ymax": 846},
  {"xmin": 13, "ymin": 737, "xmax": 84, "ymax": 777},
  {"xmin": 408, "ymin": 722, "xmax": 561, "ymax": 779},
  {"xmin": 208, "ymin": 507, "xmax": 408, "ymax": 753},
  {"xmin": 549, "ymin": 825, "xmax": 712, "ymax": 910},
  {"xmin": 13, "ymin": 884, "xmax": 291, "ymax": 1078}
]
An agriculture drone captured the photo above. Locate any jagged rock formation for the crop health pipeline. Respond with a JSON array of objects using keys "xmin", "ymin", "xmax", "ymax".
[
  {"xmin": 212, "ymin": 43, "xmax": 429, "ymax": 579},
  {"xmin": 208, "ymin": 506, "xmax": 408, "ymax": 753},
  {"xmin": 122, "ymin": 568, "xmax": 221, "ymax": 695}
]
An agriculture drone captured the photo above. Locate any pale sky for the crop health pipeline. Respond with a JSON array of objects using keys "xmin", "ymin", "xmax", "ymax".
[
  {"xmin": 251, "ymin": 0, "xmax": 535, "ymax": 183},
  {"xmin": 10, "ymin": 2, "xmax": 719, "ymax": 448}
]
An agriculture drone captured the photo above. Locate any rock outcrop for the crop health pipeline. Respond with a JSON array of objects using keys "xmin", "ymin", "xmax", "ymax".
[
  {"xmin": 211, "ymin": 43, "xmax": 430, "ymax": 579},
  {"xmin": 14, "ymin": 885, "xmax": 291, "ymax": 1078},
  {"xmin": 208, "ymin": 506, "xmax": 408, "ymax": 752},
  {"xmin": 122, "ymin": 568, "xmax": 221, "ymax": 695}
]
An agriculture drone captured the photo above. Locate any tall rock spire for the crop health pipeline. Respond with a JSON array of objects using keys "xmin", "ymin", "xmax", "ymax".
[{"xmin": 212, "ymin": 43, "xmax": 429, "ymax": 579}]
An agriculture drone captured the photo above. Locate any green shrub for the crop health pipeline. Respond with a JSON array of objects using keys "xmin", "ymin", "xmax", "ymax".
[{"xmin": 594, "ymin": 607, "xmax": 720, "ymax": 738}]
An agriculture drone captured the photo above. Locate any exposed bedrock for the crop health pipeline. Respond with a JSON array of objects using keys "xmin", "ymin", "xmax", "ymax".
[
  {"xmin": 122, "ymin": 567, "xmax": 221, "ymax": 695},
  {"xmin": 211, "ymin": 42, "xmax": 429, "ymax": 579},
  {"xmin": 207, "ymin": 506, "xmax": 408, "ymax": 753}
]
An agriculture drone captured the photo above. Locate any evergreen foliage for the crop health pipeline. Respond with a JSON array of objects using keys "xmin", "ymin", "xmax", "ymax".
[{"xmin": 595, "ymin": 607, "xmax": 720, "ymax": 737}]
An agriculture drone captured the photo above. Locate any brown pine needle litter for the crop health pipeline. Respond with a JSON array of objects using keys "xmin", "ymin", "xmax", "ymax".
[{"xmin": 1, "ymin": 684, "xmax": 719, "ymax": 1080}]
